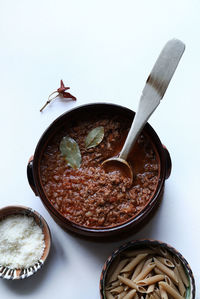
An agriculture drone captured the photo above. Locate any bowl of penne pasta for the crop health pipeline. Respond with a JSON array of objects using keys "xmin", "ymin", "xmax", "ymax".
[{"xmin": 100, "ymin": 239, "xmax": 195, "ymax": 299}]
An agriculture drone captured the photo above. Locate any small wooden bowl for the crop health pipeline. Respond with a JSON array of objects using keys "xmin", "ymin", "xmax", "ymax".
[
  {"xmin": 0, "ymin": 205, "xmax": 51, "ymax": 280},
  {"xmin": 100, "ymin": 239, "xmax": 195, "ymax": 299}
]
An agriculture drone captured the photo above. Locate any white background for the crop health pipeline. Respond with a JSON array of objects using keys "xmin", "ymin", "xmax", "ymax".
[{"xmin": 0, "ymin": 0, "xmax": 199, "ymax": 298}]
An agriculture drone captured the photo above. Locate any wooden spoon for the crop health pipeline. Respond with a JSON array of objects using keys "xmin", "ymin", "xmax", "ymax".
[{"xmin": 102, "ymin": 39, "xmax": 185, "ymax": 182}]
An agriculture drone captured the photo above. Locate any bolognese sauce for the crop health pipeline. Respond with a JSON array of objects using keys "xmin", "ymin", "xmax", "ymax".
[{"xmin": 40, "ymin": 115, "xmax": 160, "ymax": 228}]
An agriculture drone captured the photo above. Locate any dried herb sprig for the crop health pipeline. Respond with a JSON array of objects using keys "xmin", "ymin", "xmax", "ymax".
[{"xmin": 40, "ymin": 80, "xmax": 76, "ymax": 112}]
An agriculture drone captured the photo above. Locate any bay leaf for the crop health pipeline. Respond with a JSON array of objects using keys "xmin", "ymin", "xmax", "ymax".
[
  {"xmin": 85, "ymin": 126, "xmax": 104, "ymax": 149},
  {"xmin": 59, "ymin": 136, "xmax": 81, "ymax": 169}
]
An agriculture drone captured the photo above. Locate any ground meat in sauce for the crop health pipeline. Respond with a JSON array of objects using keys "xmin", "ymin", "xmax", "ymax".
[{"xmin": 40, "ymin": 116, "xmax": 160, "ymax": 228}]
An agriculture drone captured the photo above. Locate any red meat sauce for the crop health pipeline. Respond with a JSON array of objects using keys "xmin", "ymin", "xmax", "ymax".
[{"xmin": 40, "ymin": 116, "xmax": 160, "ymax": 228}]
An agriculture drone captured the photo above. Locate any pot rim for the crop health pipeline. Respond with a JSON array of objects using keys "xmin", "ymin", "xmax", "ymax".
[{"xmin": 32, "ymin": 102, "xmax": 169, "ymax": 235}]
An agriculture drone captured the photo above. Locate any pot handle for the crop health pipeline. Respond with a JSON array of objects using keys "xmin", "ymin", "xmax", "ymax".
[
  {"xmin": 162, "ymin": 145, "xmax": 172, "ymax": 179},
  {"xmin": 27, "ymin": 156, "xmax": 38, "ymax": 196}
]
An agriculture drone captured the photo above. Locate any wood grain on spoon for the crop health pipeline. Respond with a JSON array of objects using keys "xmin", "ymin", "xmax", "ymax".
[{"xmin": 102, "ymin": 39, "xmax": 185, "ymax": 183}]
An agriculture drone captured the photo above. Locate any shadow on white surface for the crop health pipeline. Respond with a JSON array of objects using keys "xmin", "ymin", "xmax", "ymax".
[{"xmin": 64, "ymin": 196, "xmax": 165, "ymax": 263}]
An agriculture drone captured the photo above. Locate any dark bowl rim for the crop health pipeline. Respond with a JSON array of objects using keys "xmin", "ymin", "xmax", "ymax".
[
  {"xmin": 32, "ymin": 102, "xmax": 168, "ymax": 235},
  {"xmin": 99, "ymin": 238, "xmax": 196, "ymax": 299}
]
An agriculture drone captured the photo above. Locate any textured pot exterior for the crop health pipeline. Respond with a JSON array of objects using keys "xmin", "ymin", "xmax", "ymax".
[
  {"xmin": 28, "ymin": 103, "xmax": 172, "ymax": 238},
  {"xmin": 99, "ymin": 239, "xmax": 195, "ymax": 299}
]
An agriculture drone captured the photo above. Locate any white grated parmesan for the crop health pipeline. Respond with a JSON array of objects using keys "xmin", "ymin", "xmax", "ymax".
[{"xmin": 0, "ymin": 214, "xmax": 45, "ymax": 269}]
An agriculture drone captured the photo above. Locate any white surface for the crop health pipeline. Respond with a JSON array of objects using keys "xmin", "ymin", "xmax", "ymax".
[{"xmin": 0, "ymin": 0, "xmax": 199, "ymax": 298}]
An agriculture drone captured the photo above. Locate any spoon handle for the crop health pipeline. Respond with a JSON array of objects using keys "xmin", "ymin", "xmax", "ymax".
[{"xmin": 119, "ymin": 39, "xmax": 185, "ymax": 160}]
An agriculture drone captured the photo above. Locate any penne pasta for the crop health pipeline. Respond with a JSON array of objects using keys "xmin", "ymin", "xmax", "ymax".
[
  {"xmin": 131, "ymin": 259, "xmax": 146, "ymax": 280},
  {"xmin": 159, "ymin": 282, "xmax": 168, "ymax": 299},
  {"xmin": 123, "ymin": 289, "xmax": 136, "ymax": 299},
  {"xmin": 144, "ymin": 258, "xmax": 154, "ymax": 267},
  {"xmin": 122, "ymin": 272, "xmax": 131, "ymax": 279},
  {"xmin": 158, "ymin": 247, "xmax": 171, "ymax": 259},
  {"xmin": 104, "ymin": 246, "xmax": 190, "ymax": 299},
  {"xmin": 174, "ymin": 267, "xmax": 186, "ymax": 297},
  {"xmin": 173, "ymin": 257, "xmax": 189, "ymax": 287},
  {"xmin": 157, "ymin": 257, "xmax": 174, "ymax": 268},
  {"xmin": 110, "ymin": 286, "xmax": 124, "ymax": 294},
  {"xmin": 153, "ymin": 289, "xmax": 162, "ymax": 299},
  {"xmin": 158, "ymin": 248, "xmax": 175, "ymax": 264},
  {"xmin": 137, "ymin": 274, "xmax": 165, "ymax": 286},
  {"xmin": 118, "ymin": 290, "xmax": 128, "ymax": 298},
  {"xmin": 159, "ymin": 282, "xmax": 184, "ymax": 299},
  {"xmin": 108, "ymin": 258, "xmax": 130, "ymax": 283},
  {"xmin": 118, "ymin": 275, "xmax": 146, "ymax": 293},
  {"xmin": 134, "ymin": 262, "xmax": 156, "ymax": 282},
  {"xmin": 125, "ymin": 249, "xmax": 154, "ymax": 257},
  {"xmin": 154, "ymin": 266, "xmax": 165, "ymax": 275},
  {"xmin": 133, "ymin": 257, "xmax": 153, "ymax": 278},
  {"xmin": 124, "ymin": 285, "xmax": 129, "ymax": 291},
  {"xmin": 106, "ymin": 280, "xmax": 121, "ymax": 290},
  {"xmin": 153, "ymin": 258, "xmax": 178, "ymax": 284},
  {"xmin": 164, "ymin": 275, "xmax": 178, "ymax": 291},
  {"xmin": 154, "ymin": 287, "xmax": 161, "ymax": 295},
  {"xmin": 146, "ymin": 273, "xmax": 152, "ymax": 279},
  {"xmin": 105, "ymin": 291, "xmax": 115, "ymax": 299},
  {"xmin": 134, "ymin": 292, "xmax": 139, "ymax": 299},
  {"xmin": 147, "ymin": 283, "xmax": 155, "ymax": 294},
  {"xmin": 146, "ymin": 273, "xmax": 154, "ymax": 293},
  {"xmin": 121, "ymin": 253, "xmax": 148, "ymax": 273}
]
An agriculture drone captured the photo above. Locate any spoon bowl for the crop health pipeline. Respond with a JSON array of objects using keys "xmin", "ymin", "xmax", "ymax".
[
  {"xmin": 102, "ymin": 39, "xmax": 185, "ymax": 183},
  {"xmin": 102, "ymin": 157, "xmax": 133, "ymax": 182}
]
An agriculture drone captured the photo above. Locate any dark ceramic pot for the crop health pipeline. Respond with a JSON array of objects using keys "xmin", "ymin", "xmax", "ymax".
[
  {"xmin": 27, "ymin": 103, "xmax": 171, "ymax": 238},
  {"xmin": 99, "ymin": 239, "xmax": 195, "ymax": 299}
]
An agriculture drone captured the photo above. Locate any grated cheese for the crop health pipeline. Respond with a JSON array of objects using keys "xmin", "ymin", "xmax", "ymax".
[{"xmin": 0, "ymin": 214, "xmax": 45, "ymax": 269}]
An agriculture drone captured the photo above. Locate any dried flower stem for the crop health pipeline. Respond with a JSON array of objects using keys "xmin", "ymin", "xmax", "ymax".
[
  {"xmin": 40, "ymin": 80, "xmax": 76, "ymax": 112},
  {"xmin": 40, "ymin": 91, "xmax": 59, "ymax": 112}
]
